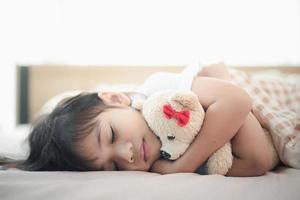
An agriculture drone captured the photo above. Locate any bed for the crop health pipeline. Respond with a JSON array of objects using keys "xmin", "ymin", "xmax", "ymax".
[{"xmin": 1, "ymin": 65, "xmax": 300, "ymax": 200}]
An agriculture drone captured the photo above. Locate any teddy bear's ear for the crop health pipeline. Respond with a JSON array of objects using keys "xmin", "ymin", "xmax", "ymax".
[
  {"xmin": 170, "ymin": 91, "xmax": 200, "ymax": 110},
  {"xmin": 131, "ymin": 99, "xmax": 145, "ymax": 111}
]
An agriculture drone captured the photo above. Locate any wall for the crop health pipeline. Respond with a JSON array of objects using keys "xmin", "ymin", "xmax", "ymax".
[{"xmin": 0, "ymin": 0, "xmax": 299, "ymax": 133}]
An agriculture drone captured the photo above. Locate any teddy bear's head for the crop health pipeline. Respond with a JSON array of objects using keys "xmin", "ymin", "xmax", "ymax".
[{"xmin": 132, "ymin": 90, "xmax": 205, "ymax": 160}]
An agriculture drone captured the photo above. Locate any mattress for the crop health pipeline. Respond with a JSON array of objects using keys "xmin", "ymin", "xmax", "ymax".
[{"xmin": 0, "ymin": 167, "xmax": 299, "ymax": 200}]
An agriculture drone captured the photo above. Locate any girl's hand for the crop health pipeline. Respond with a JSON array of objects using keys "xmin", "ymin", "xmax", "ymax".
[{"xmin": 150, "ymin": 159, "xmax": 178, "ymax": 174}]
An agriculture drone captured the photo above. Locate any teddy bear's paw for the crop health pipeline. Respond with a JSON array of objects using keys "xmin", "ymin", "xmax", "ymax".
[{"xmin": 206, "ymin": 143, "xmax": 233, "ymax": 175}]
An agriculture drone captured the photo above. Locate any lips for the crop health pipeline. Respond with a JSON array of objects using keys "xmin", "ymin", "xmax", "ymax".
[{"xmin": 140, "ymin": 139, "xmax": 148, "ymax": 162}]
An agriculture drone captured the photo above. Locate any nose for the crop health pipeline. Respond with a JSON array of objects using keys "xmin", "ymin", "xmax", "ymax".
[{"xmin": 116, "ymin": 141, "xmax": 135, "ymax": 163}]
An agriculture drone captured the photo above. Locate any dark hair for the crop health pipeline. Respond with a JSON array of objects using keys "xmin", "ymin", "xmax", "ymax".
[{"xmin": 19, "ymin": 92, "xmax": 113, "ymax": 171}]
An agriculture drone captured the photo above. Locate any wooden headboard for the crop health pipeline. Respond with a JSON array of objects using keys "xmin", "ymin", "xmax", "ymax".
[{"xmin": 16, "ymin": 65, "xmax": 300, "ymax": 124}]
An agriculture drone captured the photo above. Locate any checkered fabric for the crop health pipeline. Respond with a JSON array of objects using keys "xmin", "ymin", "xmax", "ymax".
[{"xmin": 228, "ymin": 68, "xmax": 300, "ymax": 169}]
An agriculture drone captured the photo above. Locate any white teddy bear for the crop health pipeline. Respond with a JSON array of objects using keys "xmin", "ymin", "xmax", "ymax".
[{"xmin": 132, "ymin": 90, "xmax": 233, "ymax": 175}]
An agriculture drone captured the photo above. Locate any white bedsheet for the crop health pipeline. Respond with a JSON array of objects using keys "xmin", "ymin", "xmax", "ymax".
[{"xmin": 0, "ymin": 167, "xmax": 299, "ymax": 200}]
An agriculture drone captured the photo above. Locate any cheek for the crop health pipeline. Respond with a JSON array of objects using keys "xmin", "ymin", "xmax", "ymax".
[
  {"xmin": 118, "ymin": 110, "xmax": 148, "ymax": 138},
  {"xmin": 130, "ymin": 117, "xmax": 147, "ymax": 136}
]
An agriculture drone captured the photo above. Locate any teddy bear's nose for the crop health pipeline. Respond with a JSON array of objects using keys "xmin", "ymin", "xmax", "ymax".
[
  {"xmin": 167, "ymin": 135, "xmax": 175, "ymax": 140},
  {"xmin": 160, "ymin": 150, "xmax": 171, "ymax": 159}
]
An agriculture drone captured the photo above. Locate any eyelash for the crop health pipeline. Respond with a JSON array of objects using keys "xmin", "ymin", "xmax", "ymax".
[
  {"xmin": 111, "ymin": 127, "xmax": 119, "ymax": 171},
  {"xmin": 111, "ymin": 127, "xmax": 117, "ymax": 143},
  {"xmin": 113, "ymin": 161, "xmax": 119, "ymax": 171}
]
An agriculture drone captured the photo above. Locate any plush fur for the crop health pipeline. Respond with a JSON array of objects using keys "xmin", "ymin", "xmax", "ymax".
[{"xmin": 132, "ymin": 90, "xmax": 233, "ymax": 175}]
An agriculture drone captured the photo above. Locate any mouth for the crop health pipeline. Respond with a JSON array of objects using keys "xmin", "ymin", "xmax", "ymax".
[{"xmin": 140, "ymin": 138, "xmax": 148, "ymax": 162}]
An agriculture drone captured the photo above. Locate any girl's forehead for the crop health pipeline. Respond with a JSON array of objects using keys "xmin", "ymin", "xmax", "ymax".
[
  {"xmin": 96, "ymin": 108, "xmax": 123, "ymax": 129},
  {"xmin": 98, "ymin": 107, "xmax": 138, "ymax": 129},
  {"xmin": 96, "ymin": 112, "xmax": 110, "ymax": 128}
]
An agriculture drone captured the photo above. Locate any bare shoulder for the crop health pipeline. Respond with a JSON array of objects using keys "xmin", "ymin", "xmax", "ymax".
[{"xmin": 191, "ymin": 76, "xmax": 251, "ymax": 109}]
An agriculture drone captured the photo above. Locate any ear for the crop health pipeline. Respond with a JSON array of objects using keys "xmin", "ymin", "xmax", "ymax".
[
  {"xmin": 98, "ymin": 91, "xmax": 131, "ymax": 107},
  {"xmin": 170, "ymin": 91, "xmax": 200, "ymax": 110}
]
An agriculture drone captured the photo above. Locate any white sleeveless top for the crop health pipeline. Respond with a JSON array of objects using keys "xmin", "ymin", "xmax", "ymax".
[{"xmin": 134, "ymin": 64, "xmax": 202, "ymax": 99}]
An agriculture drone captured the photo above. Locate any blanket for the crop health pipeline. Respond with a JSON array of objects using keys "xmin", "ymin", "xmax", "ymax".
[{"xmin": 228, "ymin": 69, "xmax": 300, "ymax": 169}]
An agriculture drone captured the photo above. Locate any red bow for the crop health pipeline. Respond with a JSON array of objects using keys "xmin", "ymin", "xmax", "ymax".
[{"xmin": 163, "ymin": 104, "xmax": 190, "ymax": 127}]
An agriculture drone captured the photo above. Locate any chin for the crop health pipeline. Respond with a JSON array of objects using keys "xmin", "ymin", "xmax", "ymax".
[
  {"xmin": 134, "ymin": 164, "xmax": 150, "ymax": 172},
  {"xmin": 144, "ymin": 165, "xmax": 151, "ymax": 172}
]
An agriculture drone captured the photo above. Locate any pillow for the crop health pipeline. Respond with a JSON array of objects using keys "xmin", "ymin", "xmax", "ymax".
[
  {"xmin": 0, "ymin": 125, "xmax": 30, "ymax": 161},
  {"xmin": 38, "ymin": 83, "xmax": 138, "ymax": 116}
]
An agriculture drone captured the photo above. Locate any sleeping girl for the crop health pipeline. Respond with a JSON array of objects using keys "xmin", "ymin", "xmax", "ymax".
[{"xmin": 20, "ymin": 63, "xmax": 299, "ymax": 176}]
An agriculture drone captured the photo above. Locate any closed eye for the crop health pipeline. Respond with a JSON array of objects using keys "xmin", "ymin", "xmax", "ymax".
[
  {"xmin": 113, "ymin": 161, "xmax": 119, "ymax": 171},
  {"xmin": 111, "ymin": 126, "xmax": 117, "ymax": 143},
  {"xmin": 110, "ymin": 126, "xmax": 119, "ymax": 171}
]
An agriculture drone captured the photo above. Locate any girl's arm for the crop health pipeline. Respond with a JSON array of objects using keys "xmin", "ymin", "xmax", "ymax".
[{"xmin": 151, "ymin": 77, "xmax": 252, "ymax": 174}]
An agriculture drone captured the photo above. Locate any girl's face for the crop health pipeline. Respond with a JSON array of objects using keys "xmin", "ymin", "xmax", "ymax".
[{"xmin": 77, "ymin": 92, "xmax": 161, "ymax": 171}]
